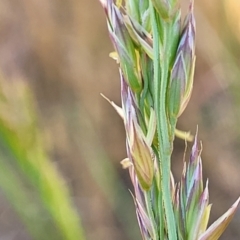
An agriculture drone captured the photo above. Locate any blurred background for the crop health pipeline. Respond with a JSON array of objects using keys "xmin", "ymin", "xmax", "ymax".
[{"xmin": 0, "ymin": 0, "xmax": 239, "ymax": 239}]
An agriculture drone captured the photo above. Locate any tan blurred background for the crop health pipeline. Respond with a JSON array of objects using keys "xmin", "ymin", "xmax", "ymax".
[{"xmin": 0, "ymin": 0, "xmax": 239, "ymax": 239}]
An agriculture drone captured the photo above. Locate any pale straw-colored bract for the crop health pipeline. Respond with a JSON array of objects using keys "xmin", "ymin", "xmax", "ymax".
[{"xmin": 99, "ymin": 0, "xmax": 240, "ymax": 239}]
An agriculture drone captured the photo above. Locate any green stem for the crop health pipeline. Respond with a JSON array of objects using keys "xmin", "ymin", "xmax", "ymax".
[
  {"xmin": 150, "ymin": 3, "xmax": 177, "ymax": 240},
  {"xmin": 157, "ymin": 181, "xmax": 164, "ymax": 239},
  {"xmin": 144, "ymin": 191, "xmax": 159, "ymax": 240}
]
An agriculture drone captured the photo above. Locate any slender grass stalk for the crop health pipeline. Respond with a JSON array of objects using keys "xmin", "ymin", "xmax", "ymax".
[{"xmin": 99, "ymin": 0, "xmax": 240, "ymax": 239}]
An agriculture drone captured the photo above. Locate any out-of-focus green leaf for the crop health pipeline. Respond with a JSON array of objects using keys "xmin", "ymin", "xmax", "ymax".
[{"xmin": 0, "ymin": 76, "xmax": 85, "ymax": 240}]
